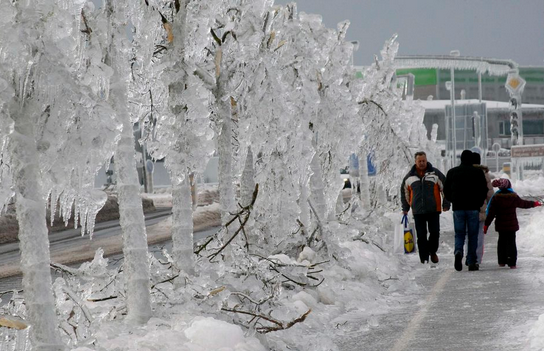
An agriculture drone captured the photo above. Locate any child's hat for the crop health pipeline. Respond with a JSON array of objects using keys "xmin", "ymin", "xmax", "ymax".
[{"xmin": 492, "ymin": 178, "xmax": 511, "ymax": 190}]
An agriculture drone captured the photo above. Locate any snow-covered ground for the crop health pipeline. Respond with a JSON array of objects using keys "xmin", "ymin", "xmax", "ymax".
[
  {"xmin": 53, "ymin": 176, "xmax": 544, "ymax": 350},
  {"xmin": 2, "ymin": 177, "xmax": 543, "ymax": 351},
  {"xmin": 508, "ymin": 176, "xmax": 544, "ymax": 349}
]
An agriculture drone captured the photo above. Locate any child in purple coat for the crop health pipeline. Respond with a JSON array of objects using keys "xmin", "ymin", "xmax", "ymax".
[{"xmin": 484, "ymin": 178, "xmax": 541, "ymax": 268}]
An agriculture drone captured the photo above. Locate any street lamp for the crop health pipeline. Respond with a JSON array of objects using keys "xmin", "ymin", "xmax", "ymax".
[
  {"xmin": 350, "ymin": 40, "xmax": 359, "ymax": 67},
  {"xmin": 445, "ymin": 81, "xmax": 453, "ymax": 168},
  {"xmin": 449, "ymin": 50, "xmax": 459, "ymax": 166}
]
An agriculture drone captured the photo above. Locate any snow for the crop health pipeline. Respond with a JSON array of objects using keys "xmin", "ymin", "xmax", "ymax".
[
  {"xmin": 1, "ymin": 0, "xmax": 544, "ymax": 349},
  {"xmin": 62, "ymin": 176, "xmax": 542, "ymax": 351},
  {"xmin": 500, "ymin": 176, "xmax": 544, "ymax": 350},
  {"xmin": 71, "ymin": 316, "xmax": 265, "ymax": 351},
  {"xmin": 1, "ymin": 177, "xmax": 543, "ymax": 350}
]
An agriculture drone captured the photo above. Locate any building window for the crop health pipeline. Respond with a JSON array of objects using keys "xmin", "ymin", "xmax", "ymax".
[
  {"xmin": 524, "ymin": 120, "xmax": 544, "ymax": 135},
  {"xmin": 499, "ymin": 121, "xmax": 511, "ymax": 135},
  {"xmin": 499, "ymin": 120, "xmax": 544, "ymax": 136}
]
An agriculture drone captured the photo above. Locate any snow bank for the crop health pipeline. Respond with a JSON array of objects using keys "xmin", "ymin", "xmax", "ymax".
[
  {"xmin": 527, "ymin": 314, "xmax": 544, "ymax": 351},
  {"xmin": 71, "ymin": 316, "xmax": 266, "ymax": 351},
  {"xmin": 505, "ymin": 176, "xmax": 544, "ymax": 256}
]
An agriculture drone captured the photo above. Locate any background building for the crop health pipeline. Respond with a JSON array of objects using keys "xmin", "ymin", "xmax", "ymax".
[{"xmin": 395, "ymin": 67, "xmax": 544, "ymax": 105}]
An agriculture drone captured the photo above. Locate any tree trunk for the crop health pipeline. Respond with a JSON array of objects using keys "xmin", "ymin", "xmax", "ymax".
[
  {"xmin": 106, "ymin": 0, "xmax": 152, "ymax": 324},
  {"xmin": 10, "ymin": 113, "xmax": 64, "ymax": 350},
  {"xmin": 309, "ymin": 153, "xmax": 326, "ymax": 230},
  {"xmin": 217, "ymin": 104, "xmax": 236, "ymax": 225},
  {"xmin": 358, "ymin": 149, "xmax": 371, "ymax": 210},
  {"xmin": 299, "ymin": 176, "xmax": 310, "ymax": 235},
  {"xmin": 171, "ymin": 173, "xmax": 195, "ymax": 275},
  {"xmin": 115, "ymin": 120, "xmax": 152, "ymax": 324},
  {"xmin": 240, "ymin": 147, "xmax": 255, "ymax": 208}
]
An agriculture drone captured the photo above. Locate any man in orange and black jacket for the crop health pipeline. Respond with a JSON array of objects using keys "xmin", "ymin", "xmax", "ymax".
[{"xmin": 401, "ymin": 151, "xmax": 450, "ymax": 264}]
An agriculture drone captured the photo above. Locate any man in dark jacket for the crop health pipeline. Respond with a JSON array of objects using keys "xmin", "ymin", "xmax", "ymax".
[
  {"xmin": 401, "ymin": 151, "xmax": 450, "ymax": 264},
  {"xmin": 444, "ymin": 150, "xmax": 489, "ymax": 271}
]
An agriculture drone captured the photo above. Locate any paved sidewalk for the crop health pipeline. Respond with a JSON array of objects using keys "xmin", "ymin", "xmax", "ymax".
[{"xmin": 337, "ymin": 229, "xmax": 544, "ymax": 351}]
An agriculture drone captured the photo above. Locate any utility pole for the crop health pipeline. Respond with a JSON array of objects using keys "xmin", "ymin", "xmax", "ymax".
[{"xmin": 505, "ymin": 70, "xmax": 526, "ymax": 147}]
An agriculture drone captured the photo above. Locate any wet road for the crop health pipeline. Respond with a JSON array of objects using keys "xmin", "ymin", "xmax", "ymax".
[
  {"xmin": 0, "ymin": 210, "xmax": 219, "ymax": 302},
  {"xmin": 0, "ymin": 208, "xmax": 173, "ymax": 271},
  {"xmin": 336, "ymin": 229, "xmax": 544, "ymax": 351}
]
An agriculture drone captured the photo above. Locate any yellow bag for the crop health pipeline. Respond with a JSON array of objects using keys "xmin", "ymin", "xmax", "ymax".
[{"xmin": 402, "ymin": 215, "xmax": 416, "ymax": 254}]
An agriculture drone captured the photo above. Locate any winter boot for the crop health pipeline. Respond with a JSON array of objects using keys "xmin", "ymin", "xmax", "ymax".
[{"xmin": 454, "ymin": 253, "xmax": 463, "ymax": 271}]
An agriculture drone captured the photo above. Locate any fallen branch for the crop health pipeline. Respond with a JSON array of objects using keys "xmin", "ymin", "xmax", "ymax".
[
  {"xmin": 293, "ymin": 219, "xmax": 307, "ymax": 236},
  {"xmin": 87, "ymin": 296, "xmax": 118, "ymax": 303},
  {"xmin": 62, "ymin": 286, "xmax": 93, "ymax": 323},
  {"xmin": 353, "ymin": 237, "xmax": 386, "ymax": 252},
  {"xmin": 208, "ymin": 184, "xmax": 258, "ymax": 261},
  {"xmin": 221, "ymin": 307, "xmax": 311, "ymax": 334},
  {"xmin": 150, "ymin": 274, "xmax": 180, "ymax": 290},
  {"xmin": 194, "ymin": 236, "xmax": 215, "ymax": 255},
  {"xmin": 0, "ymin": 289, "xmax": 23, "ymax": 298},
  {"xmin": 231, "ymin": 292, "xmax": 273, "ymax": 306}
]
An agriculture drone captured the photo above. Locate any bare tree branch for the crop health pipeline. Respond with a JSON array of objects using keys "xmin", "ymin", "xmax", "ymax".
[{"xmin": 221, "ymin": 307, "xmax": 311, "ymax": 334}]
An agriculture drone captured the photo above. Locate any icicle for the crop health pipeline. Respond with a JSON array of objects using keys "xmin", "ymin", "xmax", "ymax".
[
  {"xmin": 54, "ymin": 188, "xmax": 107, "ymax": 238},
  {"xmin": 48, "ymin": 188, "xmax": 59, "ymax": 226},
  {"xmin": 59, "ymin": 189, "xmax": 76, "ymax": 228},
  {"xmin": 77, "ymin": 189, "xmax": 107, "ymax": 238}
]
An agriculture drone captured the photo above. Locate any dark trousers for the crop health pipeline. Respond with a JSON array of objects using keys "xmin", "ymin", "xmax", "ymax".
[
  {"xmin": 497, "ymin": 231, "xmax": 517, "ymax": 267},
  {"xmin": 413, "ymin": 212, "xmax": 440, "ymax": 262}
]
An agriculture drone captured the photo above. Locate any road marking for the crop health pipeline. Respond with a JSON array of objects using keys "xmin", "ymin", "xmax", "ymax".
[{"xmin": 390, "ymin": 268, "xmax": 453, "ymax": 351}]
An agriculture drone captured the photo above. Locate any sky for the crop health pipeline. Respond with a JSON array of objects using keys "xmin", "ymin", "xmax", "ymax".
[{"xmin": 274, "ymin": 0, "xmax": 544, "ymax": 67}]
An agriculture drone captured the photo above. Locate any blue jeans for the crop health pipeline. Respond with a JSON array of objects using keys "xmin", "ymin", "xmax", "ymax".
[{"xmin": 453, "ymin": 210, "xmax": 480, "ymax": 265}]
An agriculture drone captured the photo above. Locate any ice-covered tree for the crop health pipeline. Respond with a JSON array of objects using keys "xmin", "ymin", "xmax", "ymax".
[
  {"xmin": 187, "ymin": 0, "xmax": 278, "ymax": 226},
  {"xmin": 355, "ymin": 35, "xmax": 433, "ymax": 200},
  {"xmin": 135, "ymin": 0, "xmax": 215, "ymax": 274},
  {"xmin": 0, "ymin": 1, "xmax": 120, "ymax": 348},
  {"xmin": 94, "ymin": 0, "xmax": 153, "ymax": 324},
  {"xmin": 238, "ymin": 6, "xmax": 362, "ymax": 251},
  {"xmin": 231, "ymin": 4, "xmax": 318, "ymax": 252},
  {"xmin": 301, "ymin": 18, "xmax": 360, "ymax": 220}
]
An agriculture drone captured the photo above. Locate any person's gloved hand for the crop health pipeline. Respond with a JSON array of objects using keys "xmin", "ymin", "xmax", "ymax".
[
  {"xmin": 534, "ymin": 201, "xmax": 542, "ymax": 207},
  {"xmin": 483, "ymin": 225, "xmax": 488, "ymax": 234}
]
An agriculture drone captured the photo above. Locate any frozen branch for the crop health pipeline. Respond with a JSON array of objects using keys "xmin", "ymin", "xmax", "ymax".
[
  {"xmin": 150, "ymin": 274, "xmax": 180, "ymax": 290},
  {"xmin": 231, "ymin": 291, "xmax": 273, "ymax": 306},
  {"xmin": 307, "ymin": 199, "xmax": 323, "ymax": 246},
  {"xmin": 221, "ymin": 307, "xmax": 311, "ymax": 334},
  {"xmin": 208, "ymin": 184, "xmax": 258, "ymax": 261}
]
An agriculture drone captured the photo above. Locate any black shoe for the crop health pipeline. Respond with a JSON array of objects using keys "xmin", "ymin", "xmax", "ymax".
[
  {"xmin": 454, "ymin": 253, "xmax": 463, "ymax": 271},
  {"xmin": 421, "ymin": 259, "xmax": 428, "ymax": 264},
  {"xmin": 430, "ymin": 253, "xmax": 439, "ymax": 264},
  {"xmin": 468, "ymin": 264, "xmax": 479, "ymax": 271}
]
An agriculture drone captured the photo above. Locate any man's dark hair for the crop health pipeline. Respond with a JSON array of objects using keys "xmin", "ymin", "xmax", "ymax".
[
  {"xmin": 471, "ymin": 152, "xmax": 481, "ymax": 165},
  {"xmin": 414, "ymin": 151, "xmax": 426, "ymax": 159},
  {"xmin": 461, "ymin": 150, "xmax": 473, "ymax": 164}
]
